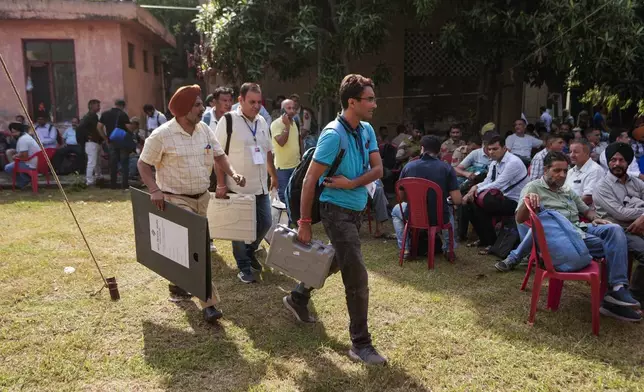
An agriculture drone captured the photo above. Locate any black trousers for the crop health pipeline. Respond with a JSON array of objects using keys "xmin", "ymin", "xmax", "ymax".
[
  {"xmin": 466, "ymin": 198, "xmax": 518, "ymax": 246},
  {"xmin": 291, "ymin": 202, "xmax": 372, "ymax": 349}
]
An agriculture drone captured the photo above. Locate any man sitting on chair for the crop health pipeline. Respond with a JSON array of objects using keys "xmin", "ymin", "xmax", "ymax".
[
  {"xmin": 515, "ymin": 151, "xmax": 640, "ymax": 322},
  {"xmin": 392, "ymin": 135, "xmax": 462, "ymax": 259},
  {"xmin": 4, "ymin": 122, "xmax": 40, "ymax": 189},
  {"xmin": 461, "ymin": 135, "xmax": 528, "ymax": 254}
]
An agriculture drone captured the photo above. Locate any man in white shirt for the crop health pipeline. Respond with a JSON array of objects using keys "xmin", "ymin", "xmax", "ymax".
[
  {"xmin": 506, "ymin": 119, "xmax": 543, "ymax": 160},
  {"xmin": 565, "ymin": 139, "xmax": 604, "ymax": 206},
  {"xmin": 540, "ymin": 106, "xmax": 552, "ymax": 132},
  {"xmin": 33, "ymin": 113, "xmax": 58, "ymax": 149},
  {"xmin": 143, "ymin": 104, "xmax": 167, "ymax": 134},
  {"xmin": 52, "ymin": 117, "xmax": 84, "ymax": 173},
  {"xmin": 203, "ymin": 87, "xmax": 234, "ymax": 130},
  {"xmin": 599, "ymin": 129, "xmax": 644, "ymax": 181},
  {"xmin": 528, "ymin": 133, "xmax": 565, "ymax": 181},
  {"xmin": 214, "ymin": 83, "xmax": 278, "ymax": 284},
  {"xmin": 3, "ymin": 123, "xmax": 40, "ymax": 188},
  {"xmin": 462, "ymin": 134, "xmax": 529, "ymax": 250}
]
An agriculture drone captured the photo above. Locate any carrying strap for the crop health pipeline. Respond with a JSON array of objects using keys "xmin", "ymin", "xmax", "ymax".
[
  {"xmin": 319, "ymin": 119, "xmax": 350, "ymax": 190},
  {"xmin": 503, "ymin": 172, "xmax": 528, "ymax": 193},
  {"xmin": 224, "ymin": 112, "xmax": 233, "ymax": 155}
]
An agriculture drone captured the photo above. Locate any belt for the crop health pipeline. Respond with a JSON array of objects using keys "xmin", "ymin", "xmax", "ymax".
[{"xmin": 163, "ymin": 191, "xmax": 208, "ymax": 199}]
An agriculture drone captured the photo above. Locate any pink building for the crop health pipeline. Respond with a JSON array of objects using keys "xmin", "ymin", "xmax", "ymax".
[{"xmin": 0, "ymin": 0, "xmax": 175, "ymax": 128}]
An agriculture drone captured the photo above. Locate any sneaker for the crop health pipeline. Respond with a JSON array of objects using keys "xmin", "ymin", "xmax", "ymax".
[
  {"xmin": 237, "ymin": 271, "xmax": 257, "ymax": 284},
  {"xmin": 202, "ymin": 306, "xmax": 223, "ymax": 323},
  {"xmin": 282, "ymin": 295, "xmax": 316, "ymax": 323},
  {"xmin": 494, "ymin": 257, "xmax": 517, "ymax": 272},
  {"xmin": 604, "ymin": 287, "xmax": 641, "ymax": 308},
  {"xmin": 210, "ymin": 242, "xmax": 217, "ymax": 253},
  {"xmin": 600, "ymin": 302, "xmax": 642, "ymax": 322},
  {"xmin": 348, "ymin": 345, "xmax": 388, "ymax": 365},
  {"xmin": 168, "ymin": 284, "xmax": 192, "ymax": 302},
  {"xmin": 518, "ymin": 256, "xmax": 530, "ymax": 267}
]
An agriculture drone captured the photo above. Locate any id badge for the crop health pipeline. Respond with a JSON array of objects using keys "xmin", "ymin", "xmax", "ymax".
[{"xmin": 250, "ymin": 146, "xmax": 265, "ymax": 165}]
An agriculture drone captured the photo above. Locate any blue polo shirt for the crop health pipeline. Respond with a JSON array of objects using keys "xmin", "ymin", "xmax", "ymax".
[
  {"xmin": 313, "ymin": 118, "xmax": 379, "ymax": 211},
  {"xmin": 400, "ymin": 154, "xmax": 458, "ymax": 225}
]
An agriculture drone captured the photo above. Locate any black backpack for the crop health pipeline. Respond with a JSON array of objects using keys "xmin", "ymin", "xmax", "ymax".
[
  {"xmin": 285, "ymin": 121, "xmax": 349, "ymax": 224},
  {"xmin": 208, "ymin": 113, "xmax": 233, "ymax": 191}
]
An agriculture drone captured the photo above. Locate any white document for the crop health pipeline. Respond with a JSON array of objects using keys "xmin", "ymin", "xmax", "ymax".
[
  {"xmin": 149, "ymin": 213, "xmax": 190, "ymax": 268},
  {"xmin": 366, "ymin": 181, "xmax": 377, "ymax": 198}
]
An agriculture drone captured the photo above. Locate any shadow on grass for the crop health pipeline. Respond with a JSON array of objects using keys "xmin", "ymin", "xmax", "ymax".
[
  {"xmin": 210, "ymin": 246, "xmax": 430, "ymax": 391},
  {"xmin": 360, "ymin": 229, "xmax": 644, "ymax": 375}
]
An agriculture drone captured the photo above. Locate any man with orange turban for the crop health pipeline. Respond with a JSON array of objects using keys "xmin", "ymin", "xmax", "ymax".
[{"xmin": 138, "ymin": 84, "xmax": 246, "ymax": 324}]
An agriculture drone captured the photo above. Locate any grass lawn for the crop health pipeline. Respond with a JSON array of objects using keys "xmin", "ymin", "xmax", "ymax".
[{"xmin": 1, "ymin": 188, "xmax": 644, "ymax": 391}]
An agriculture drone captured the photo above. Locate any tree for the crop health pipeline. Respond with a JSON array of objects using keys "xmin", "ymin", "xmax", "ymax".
[
  {"xmin": 193, "ymin": 0, "xmax": 401, "ymax": 106},
  {"xmin": 437, "ymin": 0, "xmax": 644, "ymax": 123},
  {"xmin": 137, "ymin": 0, "xmax": 201, "ymax": 80}
]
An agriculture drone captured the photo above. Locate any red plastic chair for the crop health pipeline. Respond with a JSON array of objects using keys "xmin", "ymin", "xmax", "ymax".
[
  {"xmin": 523, "ymin": 199, "xmax": 601, "ymax": 336},
  {"xmin": 395, "ymin": 177, "xmax": 455, "ymax": 269},
  {"xmin": 441, "ymin": 153, "xmax": 453, "ymax": 165},
  {"xmin": 12, "ymin": 150, "xmax": 51, "ymax": 193}
]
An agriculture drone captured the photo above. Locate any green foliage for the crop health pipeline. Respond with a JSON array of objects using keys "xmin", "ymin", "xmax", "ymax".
[
  {"xmin": 437, "ymin": 0, "xmax": 644, "ymax": 110},
  {"xmin": 195, "ymin": 0, "xmax": 398, "ymax": 102}
]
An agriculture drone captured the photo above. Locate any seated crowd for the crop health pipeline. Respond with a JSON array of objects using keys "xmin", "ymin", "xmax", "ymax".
[{"xmin": 382, "ymin": 116, "xmax": 644, "ymax": 323}]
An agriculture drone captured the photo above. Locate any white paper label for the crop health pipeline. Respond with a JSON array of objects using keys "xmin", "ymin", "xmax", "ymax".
[
  {"xmin": 250, "ymin": 146, "xmax": 265, "ymax": 165},
  {"xmin": 149, "ymin": 213, "xmax": 190, "ymax": 268},
  {"xmin": 366, "ymin": 181, "xmax": 377, "ymax": 198}
]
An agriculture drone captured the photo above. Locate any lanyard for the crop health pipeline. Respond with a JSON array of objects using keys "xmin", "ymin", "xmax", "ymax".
[
  {"xmin": 244, "ymin": 118, "xmax": 257, "ymax": 140},
  {"xmin": 337, "ymin": 116, "xmax": 369, "ymax": 173}
]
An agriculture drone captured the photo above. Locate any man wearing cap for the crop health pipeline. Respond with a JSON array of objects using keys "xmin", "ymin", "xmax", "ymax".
[
  {"xmin": 591, "ymin": 142, "xmax": 644, "ymax": 321},
  {"xmin": 138, "ymin": 84, "xmax": 246, "ymax": 323}
]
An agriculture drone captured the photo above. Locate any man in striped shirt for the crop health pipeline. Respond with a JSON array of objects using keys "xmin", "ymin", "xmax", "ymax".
[{"xmin": 528, "ymin": 134, "xmax": 565, "ymax": 181}]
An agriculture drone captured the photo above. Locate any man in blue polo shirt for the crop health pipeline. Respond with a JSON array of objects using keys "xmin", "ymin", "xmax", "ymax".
[
  {"xmin": 282, "ymin": 74, "xmax": 386, "ymax": 365},
  {"xmin": 392, "ymin": 135, "xmax": 462, "ymax": 258}
]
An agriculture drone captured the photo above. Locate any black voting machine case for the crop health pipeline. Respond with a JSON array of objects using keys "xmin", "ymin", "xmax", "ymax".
[{"xmin": 130, "ymin": 188, "xmax": 211, "ymax": 302}]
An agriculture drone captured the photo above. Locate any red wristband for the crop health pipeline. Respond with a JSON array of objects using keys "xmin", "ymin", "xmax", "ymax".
[{"xmin": 297, "ymin": 219, "xmax": 312, "ymax": 226}]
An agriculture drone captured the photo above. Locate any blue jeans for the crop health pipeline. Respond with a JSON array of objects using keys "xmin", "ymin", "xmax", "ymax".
[
  {"xmin": 233, "ymin": 194, "xmax": 272, "ymax": 275},
  {"xmin": 4, "ymin": 161, "xmax": 32, "ymax": 188},
  {"xmin": 584, "ymin": 224, "xmax": 629, "ymax": 287},
  {"xmin": 276, "ymin": 167, "xmax": 295, "ymax": 203},
  {"xmin": 392, "ymin": 202, "xmax": 456, "ymax": 253},
  {"xmin": 506, "ymin": 223, "xmax": 532, "ymax": 264},
  {"xmin": 511, "ymin": 223, "xmax": 629, "ymax": 287}
]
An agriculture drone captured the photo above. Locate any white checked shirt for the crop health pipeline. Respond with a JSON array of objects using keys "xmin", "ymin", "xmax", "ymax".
[
  {"xmin": 214, "ymin": 107, "xmax": 273, "ymax": 195},
  {"xmin": 564, "ymin": 157, "xmax": 605, "ymax": 197},
  {"xmin": 478, "ymin": 151, "xmax": 528, "ymax": 202},
  {"xmin": 139, "ymin": 118, "xmax": 224, "ymax": 195},
  {"xmin": 528, "ymin": 148, "xmax": 548, "ymax": 181}
]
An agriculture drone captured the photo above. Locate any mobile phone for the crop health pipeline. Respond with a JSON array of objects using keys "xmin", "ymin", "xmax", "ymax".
[{"xmin": 281, "ymin": 108, "xmax": 286, "ymax": 116}]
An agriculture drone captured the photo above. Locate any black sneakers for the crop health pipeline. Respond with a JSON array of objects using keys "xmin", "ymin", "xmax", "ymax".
[
  {"xmin": 237, "ymin": 271, "xmax": 257, "ymax": 284},
  {"xmin": 604, "ymin": 287, "xmax": 641, "ymax": 308},
  {"xmin": 203, "ymin": 306, "xmax": 223, "ymax": 323},
  {"xmin": 282, "ymin": 295, "xmax": 316, "ymax": 323},
  {"xmin": 348, "ymin": 345, "xmax": 388, "ymax": 365},
  {"xmin": 600, "ymin": 302, "xmax": 642, "ymax": 322},
  {"xmin": 168, "ymin": 284, "xmax": 192, "ymax": 302}
]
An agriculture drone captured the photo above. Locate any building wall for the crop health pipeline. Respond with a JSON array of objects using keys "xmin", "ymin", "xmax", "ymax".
[
  {"xmin": 0, "ymin": 20, "xmax": 124, "ymax": 128},
  {"xmin": 120, "ymin": 23, "xmax": 166, "ymax": 122}
]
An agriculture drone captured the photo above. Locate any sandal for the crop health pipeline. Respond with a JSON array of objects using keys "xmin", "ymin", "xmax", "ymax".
[
  {"xmin": 466, "ymin": 240, "xmax": 481, "ymax": 248},
  {"xmin": 478, "ymin": 246, "xmax": 492, "ymax": 255}
]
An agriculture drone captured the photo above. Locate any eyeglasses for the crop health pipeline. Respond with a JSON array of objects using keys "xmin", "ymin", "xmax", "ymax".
[{"xmin": 353, "ymin": 96, "xmax": 377, "ymax": 103}]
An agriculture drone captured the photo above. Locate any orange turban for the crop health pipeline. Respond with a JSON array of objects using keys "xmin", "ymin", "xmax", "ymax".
[
  {"xmin": 633, "ymin": 126, "xmax": 644, "ymax": 142},
  {"xmin": 168, "ymin": 84, "xmax": 201, "ymax": 118}
]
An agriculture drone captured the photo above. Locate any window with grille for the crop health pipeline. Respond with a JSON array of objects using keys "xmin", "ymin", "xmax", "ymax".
[{"xmin": 404, "ymin": 31, "xmax": 478, "ymax": 77}]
